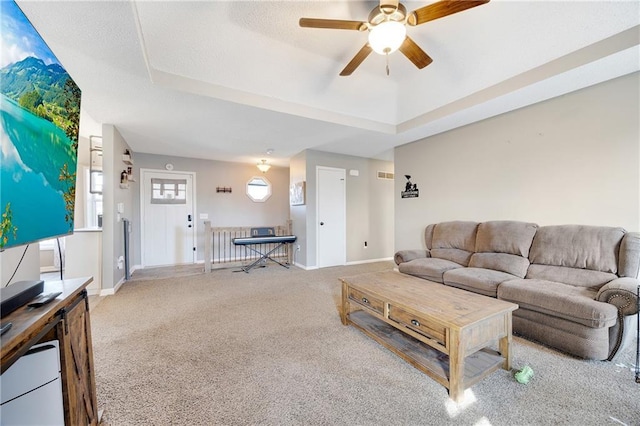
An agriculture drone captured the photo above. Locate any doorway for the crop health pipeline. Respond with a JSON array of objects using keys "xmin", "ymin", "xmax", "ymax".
[
  {"xmin": 140, "ymin": 169, "xmax": 196, "ymax": 267},
  {"xmin": 316, "ymin": 166, "xmax": 346, "ymax": 268}
]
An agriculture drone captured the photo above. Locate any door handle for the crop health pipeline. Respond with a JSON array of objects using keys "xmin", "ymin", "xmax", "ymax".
[
  {"xmin": 320, "ymin": 222, "xmax": 324, "ymax": 226},
  {"xmin": 187, "ymin": 214, "xmax": 192, "ymax": 222}
]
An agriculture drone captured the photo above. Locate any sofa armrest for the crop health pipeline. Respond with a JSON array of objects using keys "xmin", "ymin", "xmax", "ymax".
[
  {"xmin": 596, "ymin": 277, "xmax": 639, "ymax": 316},
  {"xmin": 394, "ymin": 249, "xmax": 429, "ymax": 265}
]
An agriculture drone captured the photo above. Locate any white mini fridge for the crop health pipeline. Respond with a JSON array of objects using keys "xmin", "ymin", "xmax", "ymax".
[{"xmin": 0, "ymin": 340, "xmax": 65, "ymax": 425}]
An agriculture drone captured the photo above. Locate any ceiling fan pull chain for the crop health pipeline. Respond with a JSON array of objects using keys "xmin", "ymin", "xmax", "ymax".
[{"xmin": 386, "ymin": 53, "xmax": 390, "ymax": 76}]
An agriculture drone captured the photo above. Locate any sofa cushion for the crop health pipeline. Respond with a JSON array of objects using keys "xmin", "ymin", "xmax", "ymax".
[
  {"xmin": 475, "ymin": 220, "xmax": 538, "ymax": 257},
  {"xmin": 430, "ymin": 221, "xmax": 478, "ymax": 266},
  {"xmin": 398, "ymin": 257, "xmax": 463, "ymax": 283},
  {"xmin": 444, "ymin": 267, "xmax": 519, "ymax": 298},
  {"xmin": 469, "ymin": 253, "xmax": 530, "ymax": 278},
  {"xmin": 529, "ymin": 225, "xmax": 625, "ymax": 274},
  {"xmin": 526, "ymin": 264, "xmax": 617, "ymax": 290},
  {"xmin": 498, "ymin": 279, "xmax": 618, "ymax": 328}
]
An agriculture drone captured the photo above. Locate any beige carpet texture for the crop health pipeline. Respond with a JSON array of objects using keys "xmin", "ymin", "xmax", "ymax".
[{"xmin": 90, "ymin": 262, "xmax": 640, "ymax": 425}]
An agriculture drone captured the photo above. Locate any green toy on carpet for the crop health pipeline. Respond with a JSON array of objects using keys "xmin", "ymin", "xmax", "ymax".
[{"xmin": 515, "ymin": 365, "xmax": 534, "ymax": 384}]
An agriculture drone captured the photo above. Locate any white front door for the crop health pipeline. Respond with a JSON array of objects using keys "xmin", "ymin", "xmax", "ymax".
[
  {"xmin": 140, "ymin": 169, "xmax": 196, "ymax": 267},
  {"xmin": 317, "ymin": 166, "xmax": 346, "ymax": 268}
]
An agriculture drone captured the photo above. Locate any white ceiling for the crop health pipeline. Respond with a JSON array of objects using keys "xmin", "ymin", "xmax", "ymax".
[{"xmin": 16, "ymin": 1, "xmax": 640, "ymax": 167}]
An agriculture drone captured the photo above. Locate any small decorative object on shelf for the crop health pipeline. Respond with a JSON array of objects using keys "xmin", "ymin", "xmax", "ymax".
[
  {"xmin": 122, "ymin": 149, "xmax": 133, "ymax": 165},
  {"xmin": 120, "ymin": 170, "xmax": 130, "ymax": 189},
  {"xmin": 126, "ymin": 166, "xmax": 135, "ymax": 182}
]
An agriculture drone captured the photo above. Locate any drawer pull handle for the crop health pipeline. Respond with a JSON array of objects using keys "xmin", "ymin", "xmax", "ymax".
[
  {"xmin": 411, "ymin": 319, "xmax": 421, "ymax": 327},
  {"xmin": 361, "ymin": 297, "xmax": 369, "ymax": 304}
]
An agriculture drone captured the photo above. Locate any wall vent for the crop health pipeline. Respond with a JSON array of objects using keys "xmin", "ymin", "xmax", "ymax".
[{"xmin": 377, "ymin": 171, "xmax": 394, "ymax": 180}]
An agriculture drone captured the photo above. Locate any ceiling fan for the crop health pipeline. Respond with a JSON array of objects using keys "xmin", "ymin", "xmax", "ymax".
[{"xmin": 299, "ymin": 0, "xmax": 489, "ymax": 76}]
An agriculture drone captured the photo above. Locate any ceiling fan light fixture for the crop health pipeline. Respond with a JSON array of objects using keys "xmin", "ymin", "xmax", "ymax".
[
  {"xmin": 257, "ymin": 159, "xmax": 271, "ymax": 173},
  {"xmin": 368, "ymin": 20, "xmax": 406, "ymax": 55}
]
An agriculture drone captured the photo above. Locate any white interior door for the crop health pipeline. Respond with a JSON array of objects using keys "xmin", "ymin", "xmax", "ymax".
[
  {"xmin": 141, "ymin": 169, "xmax": 195, "ymax": 267},
  {"xmin": 317, "ymin": 166, "xmax": 346, "ymax": 268}
]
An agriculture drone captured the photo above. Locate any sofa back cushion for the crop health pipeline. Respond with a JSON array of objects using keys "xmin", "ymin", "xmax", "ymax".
[
  {"xmin": 469, "ymin": 253, "xmax": 530, "ymax": 278},
  {"xmin": 468, "ymin": 221, "xmax": 538, "ymax": 278},
  {"xmin": 430, "ymin": 221, "xmax": 478, "ymax": 266},
  {"xmin": 424, "ymin": 224, "xmax": 436, "ymax": 250},
  {"xmin": 619, "ymin": 232, "xmax": 640, "ymax": 278},
  {"xmin": 475, "ymin": 221, "xmax": 538, "ymax": 257},
  {"xmin": 529, "ymin": 225, "xmax": 625, "ymax": 274}
]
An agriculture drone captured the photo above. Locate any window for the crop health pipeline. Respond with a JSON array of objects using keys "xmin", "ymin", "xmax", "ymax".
[
  {"xmin": 246, "ymin": 176, "xmax": 271, "ymax": 202},
  {"xmin": 84, "ymin": 167, "xmax": 103, "ymax": 228},
  {"xmin": 151, "ymin": 178, "xmax": 187, "ymax": 204}
]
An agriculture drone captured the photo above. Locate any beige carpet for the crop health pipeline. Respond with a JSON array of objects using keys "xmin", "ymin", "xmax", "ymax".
[{"xmin": 90, "ymin": 262, "xmax": 640, "ymax": 425}]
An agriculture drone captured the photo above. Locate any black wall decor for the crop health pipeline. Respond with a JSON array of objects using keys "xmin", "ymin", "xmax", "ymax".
[{"xmin": 401, "ymin": 175, "xmax": 419, "ymax": 198}]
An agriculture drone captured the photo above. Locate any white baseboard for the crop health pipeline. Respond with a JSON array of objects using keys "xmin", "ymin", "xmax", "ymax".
[
  {"xmin": 293, "ymin": 258, "xmax": 392, "ymax": 270},
  {"xmin": 99, "ymin": 276, "xmax": 126, "ymax": 296},
  {"xmin": 293, "ymin": 262, "xmax": 318, "ymax": 270},
  {"xmin": 345, "ymin": 257, "xmax": 393, "ymax": 266}
]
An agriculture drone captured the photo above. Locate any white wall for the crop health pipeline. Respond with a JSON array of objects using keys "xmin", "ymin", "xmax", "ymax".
[
  {"xmin": 130, "ymin": 153, "xmax": 291, "ymax": 266},
  {"xmin": 394, "ymin": 73, "xmax": 640, "ymax": 251},
  {"xmin": 0, "ymin": 244, "xmax": 40, "ymax": 286}
]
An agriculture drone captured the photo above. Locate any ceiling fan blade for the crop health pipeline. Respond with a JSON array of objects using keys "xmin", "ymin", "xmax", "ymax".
[
  {"xmin": 399, "ymin": 37, "xmax": 433, "ymax": 69},
  {"xmin": 299, "ymin": 18, "xmax": 366, "ymax": 31},
  {"xmin": 340, "ymin": 44, "xmax": 373, "ymax": 76},
  {"xmin": 409, "ymin": 0, "xmax": 490, "ymax": 26}
]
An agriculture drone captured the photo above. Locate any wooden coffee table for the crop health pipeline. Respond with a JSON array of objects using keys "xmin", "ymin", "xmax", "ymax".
[{"xmin": 340, "ymin": 271, "xmax": 518, "ymax": 402}]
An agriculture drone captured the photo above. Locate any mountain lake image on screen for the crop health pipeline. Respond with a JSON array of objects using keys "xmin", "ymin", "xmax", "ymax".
[{"xmin": 0, "ymin": 0, "xmax": 82, "ymax": 250}]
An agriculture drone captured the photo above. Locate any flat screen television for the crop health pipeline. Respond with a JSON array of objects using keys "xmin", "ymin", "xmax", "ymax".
[{"xmin": 0, "ymin": 0, "xmax": 81, "ymax": 251}]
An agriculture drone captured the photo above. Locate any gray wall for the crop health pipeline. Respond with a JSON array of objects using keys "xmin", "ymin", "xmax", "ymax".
[
  {"xmin": 101, "ymin": 125, "xmax": 134, "ymax": 291},
  {"xmin": 130, "ymin": 153, "xmax": 290, "ymax": 266},
  {"xmin": 394, "ymin": 72, "xmax": 640, "ymax": 251},
  {"xmin": 289, "ymin": 151, "xmax": 308, "ymax": 266},
  {"xmin": 292, "ymin": 150, "xmax": 395, "ymax": 268}
]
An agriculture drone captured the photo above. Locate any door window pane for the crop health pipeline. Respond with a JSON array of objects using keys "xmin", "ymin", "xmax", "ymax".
[{"xmin": 151, "ymin": 178, "xmax": 187, "ymax": 204}]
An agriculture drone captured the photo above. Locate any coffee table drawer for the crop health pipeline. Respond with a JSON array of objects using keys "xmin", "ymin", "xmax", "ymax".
[
  {"xmin": 349, "ymin": 288, "xmax": 385, "ymax": 315},
  {"xmin": 389, "ymin": 305, "xmax": 446, "ymax": 345}
]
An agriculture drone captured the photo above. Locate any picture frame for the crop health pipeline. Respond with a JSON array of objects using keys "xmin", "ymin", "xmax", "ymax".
[{"xmin": 290, "ymin": 181, "xmax": 306, "ymax": 206}]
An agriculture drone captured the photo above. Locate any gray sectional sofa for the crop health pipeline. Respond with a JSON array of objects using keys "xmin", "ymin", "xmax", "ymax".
[{"xmin": 394, "ymin": 221, "xmax": 640, "ymax": 360}]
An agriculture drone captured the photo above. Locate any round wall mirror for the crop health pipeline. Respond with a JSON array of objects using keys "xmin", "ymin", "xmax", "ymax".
[{"xmin": 246, "ymin": 176, "xmax": 272, "ymax": 202}]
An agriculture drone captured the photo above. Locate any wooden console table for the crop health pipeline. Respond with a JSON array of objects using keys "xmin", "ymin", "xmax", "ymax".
[
  {"xmin": 340, "ymin": 271, "xmax": 518, "ymax": 402},
  {"xmin": 1, "ymin": 277, "xmax": 98, "ymax": 425}
]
